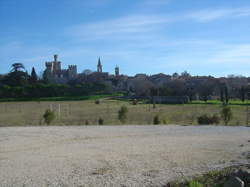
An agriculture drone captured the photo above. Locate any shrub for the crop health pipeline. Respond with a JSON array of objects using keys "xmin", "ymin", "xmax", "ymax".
[
  {"xmin": 153, "ymin": 115, "xmax": 161, "ymax": 125},
  {"xmin": 118, "ymin": 105, "xmax": 128, "ymax": 124},
  {"xmin": 221, "ymin": 106, "xmax": 233, "ymax": 125},
  {"xmin": 132, "ymin": 99, "xmax": 138, "ymax": 105},
  {"xmin": 43, "ymin": 109, "xmax": 55, "ymax": 125},
  {"xmin": 163, "ymin": 117, "xmax": 170, "ymax": 125},
  {"xmin": 85, "ymin": 120, "xmax": 89, "ymax": 125},
  {"xmin": 98, "ymin": 118, "xmax": 104, "ymax": 125},
  {"xmin": 95, "ymin": 99, "xmax": 100, "ymax": 104},
  {"xmin": 197, "ymin": 114, "xmax": 220, "ymax": 125},
  {"xmin": 188, "ymin": 180, "xmax": 203, "ymax": 187},
  {"xmin": 211, "ymin": 114, "xmax": 220, "ymax": 124}
]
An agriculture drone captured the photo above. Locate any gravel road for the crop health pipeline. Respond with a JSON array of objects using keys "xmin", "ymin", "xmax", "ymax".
[{"xmin": 0, "ymin": 125, "xmax": 250, "ymax": 187}]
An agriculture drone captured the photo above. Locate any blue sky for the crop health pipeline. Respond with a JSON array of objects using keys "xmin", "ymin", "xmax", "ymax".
[{"xmin": 0, "ymin": 0, "xmax": 250, "ymax": 77}]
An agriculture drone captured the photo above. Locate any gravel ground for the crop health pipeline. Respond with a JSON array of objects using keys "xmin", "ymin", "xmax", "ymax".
[{"xmin": 0, "ymin": 125, "xmax": 250, "ymax": 187}]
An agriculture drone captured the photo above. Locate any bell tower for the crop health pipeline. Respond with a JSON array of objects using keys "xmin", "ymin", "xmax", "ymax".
[
  {"xmin": 97, "ymin": 57, "xmax": 102, "ymax": 73},
  {"xmin": 115, "ymin": 65, "xmax": 119, "ymax": 77}
]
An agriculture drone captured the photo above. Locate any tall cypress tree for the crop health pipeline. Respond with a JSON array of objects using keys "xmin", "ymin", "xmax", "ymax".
[
  {"xmin": 225, "ymin": 86, "xmax": 229, "ymax": 104},
  {"xmin": 220, "ymin": 87, "xmax": 224, "ymax": 103},
  {"xmin": 30, "ymin": 67, "xmax": 38, "ymax": 83},
  {"xmin": 240, "ymin": 86, "xmax": 245, "ymax": 102}
]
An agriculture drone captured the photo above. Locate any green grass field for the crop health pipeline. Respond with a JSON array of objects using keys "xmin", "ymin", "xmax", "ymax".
[
  {"xmin": 190, "ymin": 99, "xmax": 250, "ymax": 105},
  {"xmin": 0, "ymin": 93, "xmax": 122, "ymax": 102},
  {"xmin": 0, "ymin": 98, "xmax": 249, "ymax": 126}
]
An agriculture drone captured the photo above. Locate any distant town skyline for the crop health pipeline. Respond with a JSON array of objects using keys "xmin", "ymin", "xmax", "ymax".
[{"xmin": 1, "ymin": 0, "xmax": 250, "ymax": 77}]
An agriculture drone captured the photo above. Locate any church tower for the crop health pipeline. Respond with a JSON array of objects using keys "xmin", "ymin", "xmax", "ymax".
[
  {"xmin": 115, "ymin": 65, "xmax": 119, "ymax": 77},
  {"xmin": 97, "ymin": 57, "xmax": 102, "ymax": 73}
]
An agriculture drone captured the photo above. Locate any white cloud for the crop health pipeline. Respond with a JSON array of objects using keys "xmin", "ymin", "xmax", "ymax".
[
  {"xmin": 65, "ymin": 7, "xmax": 250, "ymax": 43},
  {"xmin": 210, "ymin": 44, "xmax": 250, "ymax": 64},
  {"xmin": 66, "ymin": 14, "xmax": 170, "ymax": 41},
  {"xmin": 188, "ymin": 8, "xmax": 250, "ymax": 22}
]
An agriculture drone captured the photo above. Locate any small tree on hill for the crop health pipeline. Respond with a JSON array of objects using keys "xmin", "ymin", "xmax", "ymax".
[
  {"xmin": 221, "ymin": 106, "xmax": 233, "ymax": 125},
  {"xmin": 118, "ymin": 105, "xmax": 128, "ymax": 124},
  {"xmin": 43, "ymin": 109, "xmax": 55, "ymax": 125}
]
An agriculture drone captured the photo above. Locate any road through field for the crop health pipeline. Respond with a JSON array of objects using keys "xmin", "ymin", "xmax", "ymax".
[{"xmin": 0, "ymin": 125, "xmax": 250, "ymax": 186}]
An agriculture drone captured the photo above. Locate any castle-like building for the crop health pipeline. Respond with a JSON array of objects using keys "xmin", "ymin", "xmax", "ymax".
[
  {"xmin": 44, "ymin": 55, "xmax": 77, "ymax": 83},
  {"xmin": 44, "ymin": 55, "xmax": 120, "ymax": 83}
]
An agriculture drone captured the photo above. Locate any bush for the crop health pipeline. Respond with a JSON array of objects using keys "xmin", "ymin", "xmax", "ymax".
[
  {"xmin": 98, "ymin": 118, "xmax": 104, "ymax": 125},
  {"xmin": 153, "ymin": 115, "xmax": 161, "ymax": 125},
  {"xmin": 221, "ymin": 106, "xmax": 233, "ymax": 125},
  {"xmin": 43, "ymin": 109, "xmax": 55, "ymax": 125},
  {"xmin": 163, "ymin": 117, "xmax": 170, "ymax": 125},
  {"xmin": 197, "ymin": 114, "xmax": 220, "ymax": 125},
  {"xmin": 211, "ymin": 114, "xmax": 220, "ymax": 124},
  {"xmin": 118, "ymin": 105, "xmax": 128, "ymax": 124},
  {"xmin": 132, "ymin": 99, "xmax": 138, "ymax": 105},
  {"xmin": 95, "ymin": 99, "xmax": 100, "ymax": 104},
  {"xmin": 188, "ymin": 180, "xmax": 203, "ymax": 187},
  {"xmin": 85, "ymin": 120, "xmax": 89, "ymax": 125}
]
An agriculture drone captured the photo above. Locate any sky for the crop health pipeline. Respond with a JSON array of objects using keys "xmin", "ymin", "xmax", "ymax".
[{"xmin": 0, "ymin": 0, "xmax": 250, "ymax": 77}]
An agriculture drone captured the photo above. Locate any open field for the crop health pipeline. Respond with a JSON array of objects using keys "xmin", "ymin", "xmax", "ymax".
[
  {"xmin": 0, "ymin": 99, "xmax": 249, "ymax": 126},
  {"xmin": 0, "ymin": 125, "xmax": 249, "ymax": 186}
]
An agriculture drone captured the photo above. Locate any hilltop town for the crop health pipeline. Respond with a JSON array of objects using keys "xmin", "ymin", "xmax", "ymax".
[{"xmin": 39, "ymin": 54, "xmax": 250, "ymax": 102}]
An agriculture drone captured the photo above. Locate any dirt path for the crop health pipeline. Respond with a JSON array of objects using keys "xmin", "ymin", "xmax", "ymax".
[{"xmin": 0, "ymin": 125, "xmax": 249, "ymax": 186}]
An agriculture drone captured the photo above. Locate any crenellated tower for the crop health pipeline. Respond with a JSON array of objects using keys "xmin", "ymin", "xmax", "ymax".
[
  {"xmin": 52, "ymin": 54, "xmax": 61, "ymax": 77},
  {"xmin": 68, "ymin": 65, "xmax": 77, "ymax": 79}
]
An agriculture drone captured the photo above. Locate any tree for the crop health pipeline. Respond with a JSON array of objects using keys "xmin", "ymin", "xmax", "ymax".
[
  {"xmin": 220, "ymin": 87, "xmax": 224, "ymax": 103},
  {"xmin": 3, "ymin": 71, "xmax": 29, "ymax": 87},
  {"xmin": 82, "ymin": 69, "xmax": 92, "ymax": 75},
  {"xmin": 221, "ymin": 106, "xmax": 233, "ymax": 125},
  {"xmin": 224, "ymin": 86, "xmax": 229, "ymax": 104},
  {"xmin": 118, "ymin": 105, "xmax": 128, "ymax": 124},
  {"xmin": 181, "ymin": 71, "xmax": 191, "ymax": 78},
  {"xmin": 30, "ymin": 67, "xmax": 38, "ymax": 84},
  {"xmin": 98, "ymin": 118, "xmax": 104, "ymax": 125},
  {"xmin": 240, "ymin": 86, "xmax": 246, "ymax": 102},
  {"xmin": 11, "ymin": 63, "xmax": 25, "ymax": 72},
  {"xmin": 43, "ymin": 109, "xmax": 55, "ymax": 125},
  {"xmin": 153, "ymin": 115, "xmax": 160, "ymax": 125},
  {"xmin": 198, "ymin": 80, "xmax": 214, "ymax": 102}
]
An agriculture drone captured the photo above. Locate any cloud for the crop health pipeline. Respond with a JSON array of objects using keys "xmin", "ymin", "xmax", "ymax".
[
  {"xmin": 209, "ymin": 44, "xmax": 250, "ymax": 64},
  {"xmin": 66, "ymin": 14, "xmax": 170, "ymax": 41},
  {"xmin": 188, "ymin": 8, "xmax": 250, "ymax": 22},
  {"xmin": 142, "ymin": 0, "xmax": 171, "ymax": 6},
  {"xmin": 66, "ymin": 7, "xmax": 250, "ymax": 43}
]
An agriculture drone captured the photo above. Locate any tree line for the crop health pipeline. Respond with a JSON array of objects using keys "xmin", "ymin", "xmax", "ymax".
[{"xmin": 0, "ymin": 63, "xmax": 110, "ymax": 98}]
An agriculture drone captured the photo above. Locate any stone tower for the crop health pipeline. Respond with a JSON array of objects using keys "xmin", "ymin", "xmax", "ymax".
[
  {"xmin": 54, "ymin": 54, "xmax": 58, "ymax": 62},
  {"xmin": 68, "ymin": 65, "xmax": 77, "ymax": 79},
  {"xmin": 115, "ymin": 65, "xmax": 119, "ymax": 77},
  {"xmin": 52, "ymin": 54, "xmax": 61, "ymax": 77},
  {"xmin": 97, "ymin": 57, "xmax": 102, "ymax": 73}
]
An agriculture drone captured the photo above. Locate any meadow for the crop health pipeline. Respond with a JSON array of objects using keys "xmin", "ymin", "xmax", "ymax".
[{"xmin": 0, "ymin": 98, "xmax": 249, "ymax": 126}]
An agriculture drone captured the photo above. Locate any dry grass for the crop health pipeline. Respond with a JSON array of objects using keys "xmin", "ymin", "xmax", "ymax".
[{"xmin": 0, "ymin": 99, "xmax": 248, "ymax": 126}]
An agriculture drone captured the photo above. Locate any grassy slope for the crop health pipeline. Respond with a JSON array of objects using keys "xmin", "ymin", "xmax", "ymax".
[{"xmin": 0, "ymin": 99, "xmax": 249, "ymax": 126}]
